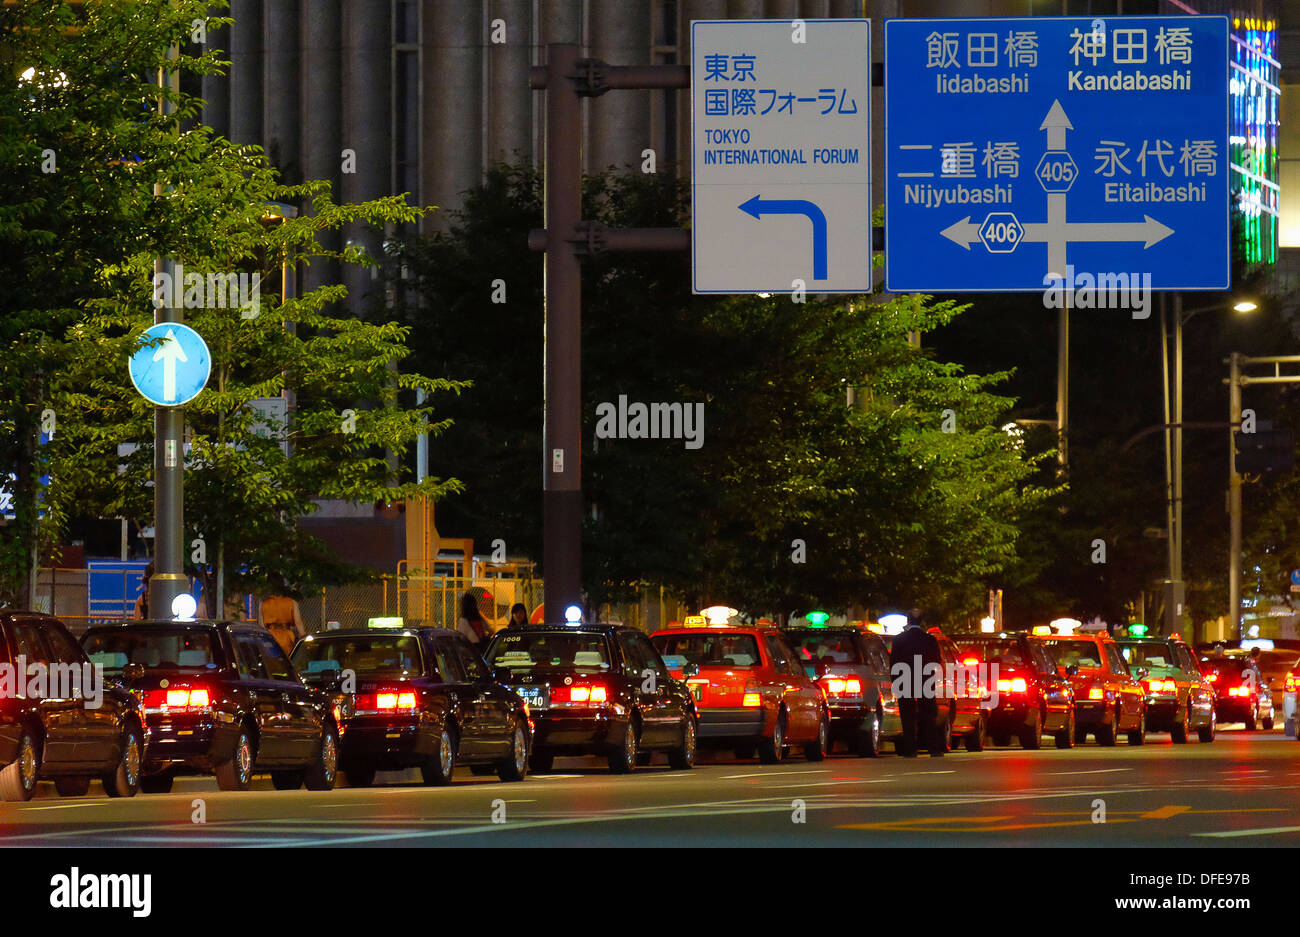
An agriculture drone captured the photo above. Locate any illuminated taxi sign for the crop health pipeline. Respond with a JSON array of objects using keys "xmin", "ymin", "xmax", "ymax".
[
  {"xmin": 367, "ymin": 616, "xmax": 404, "ymax": 628},
  {"xmin": 979, "ymin": 616, "xmax": 996, "ymax": 633},
  {"xmin": 864, "ymin": 622, "xmax": 885, "ymax": 634},
  {"xmin": 683, "ymin": 615, "xmax": 707, "ymax": 628},
  {"xmin": 878, "ymin": 613, "xmax": 907, "ymax": 635},
  {"xmin": 1128, "ymin": 623, "xmax": 1149, "ymax": 637},
  {"xmin": 1031, "ymin": 625, "xmax": 1052, "ymax": 636},
  {"xmin": 1050, "ymin": 618, "xmax": 1081, "ymax": 635},
  {"xmin": 804, "ymin": 611, "xmax": 830, "ymax": 627},
  {"xmin": 700, "ymin": 605, "xmax": 739, "ymax": 626}
]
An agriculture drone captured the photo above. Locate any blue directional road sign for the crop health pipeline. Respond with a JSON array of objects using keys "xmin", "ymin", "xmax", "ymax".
[
  {"xmin": 885, "ymin": 16, "xmax": 1228, "ymax": 292},
  {"xmin": 128, "ymin": 322, "xmax": 211, "ymax": 407},
  {"xmin": 691, "ymin": 18, "xmax": 871, "ymax": 294}
]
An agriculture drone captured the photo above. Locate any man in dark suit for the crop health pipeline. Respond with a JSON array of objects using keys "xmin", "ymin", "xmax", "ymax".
[{"xmin": 889, "ymin": 608, "xmax": 945, "ymax": 757}]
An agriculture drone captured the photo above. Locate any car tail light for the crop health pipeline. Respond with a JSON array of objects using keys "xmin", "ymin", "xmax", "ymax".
[
  {"xmin": 1227, "ymin": 686, "xmax": 1250, "ymax": 698},
  {"xmin": 1087, "ymin": 687, "xmax": 1104, "ymax": 700},
  {"xmin": 376, "ymin": 691, "xmax": 419, "ymax": 711},
  {"xmin": 1147, "ymin": 679, "xmax": 1176, "ymax": 693},
  {"xmin": 742, "ymin": 690, "xmax": 762, "ymax": 707},
  {"xmin": 146, "ymin": 687, "xmax": 212, "ymax": 712},
  {"xmin": 553, "ymin": 683, "xmax": 608, "ymax": 705},
  {"xmin": 822, "ymin": 678, "xmax": 863, "ymax": 698},
  {"xmin": 1205, "ymin": 673, "xmax": 1218, "ymax": 683},
  {"xmin": 962, "ymin": 657, "xmax": 979, "ymax": 667},
  {"xmin": 1286, "ymin": 672, "xmax": 1297, "ymax": 692},
  {"xmin": 996, "ymin": 678, "xmax": 1028, "ymax": 694}
]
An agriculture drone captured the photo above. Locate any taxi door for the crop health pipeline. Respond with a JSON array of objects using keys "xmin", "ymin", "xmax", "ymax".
[
  {"xmin": 618, "ymin": 631, "xmax": 670, "ymax": 747},
  {"xmin": 232, "ymin": 632, "xmax": 295, "ymax": 762},
  {"xmin": 450, "ymin": 635, "xmax": 508, "ymax": 757},
  {"xmin": 766, "ymin": 634, "xmax": 820, "ymax": 739},
  {"xmin": 11, "ymin": 620, "xmax": 85, "ymax": 765},
  {"xmin": 1104, "ymin": 642, "xmax": 1143, "ymax": 727},
  {"xmin": 254, "ymin": 632, "xmax": 319, "ymax": 761}
]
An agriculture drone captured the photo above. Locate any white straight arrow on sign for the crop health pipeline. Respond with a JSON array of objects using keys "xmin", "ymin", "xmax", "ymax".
[{"xmin": 153, "ymin": 327, "xmax": 188, "ymax": 403}]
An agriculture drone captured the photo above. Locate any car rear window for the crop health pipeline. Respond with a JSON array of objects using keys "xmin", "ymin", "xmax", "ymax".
[
  {"xmin": 1040, "ymin": 639, "xmax": 1103, "ymax": 669},
  {"xmin": 956, "ymin": 640, "xmax": 1025, "ymax": 667},
  {"xmin": 488, "ymin": 631, "xmax": 612, "ymax": 671},
  {"xmin": 291, "ymin": 635, "xmax": 423, "ymax": 678},
  {"xmin": 1118, "ymin": 642, "xmax": 1176, "ymax": 669},
  {"xmin": 83, "ymin": 626, "xmax": 219, "ymax": 674},
  {"xmin": 788, "ymin": 632, "xmax": 862, "ymax": 666},
  {"xmin": 651, "ymin": 633, "xmax": 762, "ymax": 667}
]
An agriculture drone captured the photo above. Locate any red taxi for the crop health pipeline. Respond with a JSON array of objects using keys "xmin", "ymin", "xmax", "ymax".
[
  {"xmin": 651, "ymin": 625, "xmax": 829, "ymax": 763},
  {"xmin": 1034, "ymin": 631, "xmax": 1146, "ymax": 745}
]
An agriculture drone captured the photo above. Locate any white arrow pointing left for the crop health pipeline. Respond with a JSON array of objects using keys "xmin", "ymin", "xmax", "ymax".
[{"xmin": 153, "ymin": 327, "xmax": 188, "ymax": 403}]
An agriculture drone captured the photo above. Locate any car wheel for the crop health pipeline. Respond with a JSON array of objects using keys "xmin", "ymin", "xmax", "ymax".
[
  {"xmin": 497, "ymin": 719, "xmax": 530, "ymax": 782},
  {"xmin": 805, "ymin": 713, "xmax": 830, "ymax": 761},
  {"xmin": 758, "ymin": 711, "xmax": 787, "ymax": 764},
  {"xmin": 344, "ymin": 765, "xmax": 377, "ymax": 788},
  {"xmin": 964, "ymin": 715, "xmax": 988, "ymax": 752},
  {"xmin": 271, "ymin": 769, "xmax": 304, "ymax": 791},
  {"xmin": 215, "ymin": 726, "xmax": 255, "ymax": 792},
  {"xmin": 1244, "ymin": 705, "xmax": 1257, "ymax": 732},
  {"xmin": 1073, "ymin": 722, "xmax": 1088, "ymax": 745},
  {"xmin": 140, "ymin": 773, "xmax": 174, "ymax": 794},
  {"xmin": 0, "ymin": 728, "xmax": 40, "ymax": 802},
  {"xmin": 421, "ymin": 725, "xmax": 457, "ymax": 786},
  {"xmin": 1127, "ymin": 708, "xmax": 1146, "ymax": 746},
  {"xmin": 1095, "ymin": 716, "xmax": 1116, "ymax": 746},
  {"xmin": 856, "ymin": 709, "xmax": 882, "ymax": 757},
  {"xmin": 607, "ymin": 719, "xmax": 638, "ymax": 774},
  {"xmin": 102, "ymin": 722, "xmax": 142, "ymax": 798},
  {"xmin": 54, "ymin": 776, "xmax": 91, "ymax": 797},
  {"xmin": 1197, "ymin": 709, "xmax": 1216, "ymax": 743},
  {"xmin": 304, "ymin": 725, "xmax": 339, "ymax": 791},
  {"xmin": 1019, "ymin": 708, "xmax": 1042, "ymax": 750},
  {"xmin": 668, "ymin": 716, "xmax": 697, "ymax": 770},
  {"xmin": 1054, "ymin": 710, "xmax": 1076, "ymax": 749},
  {"xmin": 530, "ymin": 752, "xmax": 554, "ymax": 773},
  {"xmin": 1171, "ymin": 706, "xmax": 1189, "ymax": 744}
]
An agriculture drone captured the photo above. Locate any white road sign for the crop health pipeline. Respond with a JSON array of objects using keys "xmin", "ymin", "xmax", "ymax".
[{"xmin": 691, "ymin": 18, "xmax": 871, "ymax": 294}]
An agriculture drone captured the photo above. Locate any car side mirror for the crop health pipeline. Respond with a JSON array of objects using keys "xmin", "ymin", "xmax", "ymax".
[
  {"xmin": 1065, "ymin": 664, "xmax": 1079, "ymax": 677},
  {"xmin": 121, "ymin": 663, "xmax": 145, "ymax": 683},
  {"xmin": 681, "ymin": 663, "xmax": 700, "ymax": 678}
]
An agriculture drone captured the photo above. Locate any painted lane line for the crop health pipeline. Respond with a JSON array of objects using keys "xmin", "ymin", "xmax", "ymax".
[
  {"xmin": 1194, "ymin": 826, "xmax": 1300, "ymax": 838},
  {"xmin": 18, "ymin": 803, "xmax": 107, "ymax": 811},
  {"xmin": 1041, "ymin": 768, "xmax": 1133, "ymax": 776},
  {"xmin": 719, "ymin": 770, "xmax": 834, "ymax": 779}
]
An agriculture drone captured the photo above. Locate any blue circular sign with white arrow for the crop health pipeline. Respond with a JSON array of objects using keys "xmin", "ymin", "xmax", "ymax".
[{"xmin": 128, "ymin": 323, "xmax": 211, "ymax": 407}]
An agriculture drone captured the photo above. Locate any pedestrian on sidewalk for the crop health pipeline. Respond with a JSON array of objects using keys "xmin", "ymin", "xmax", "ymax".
[
  {"xmin": 260, "ymin": 578, "xmax": 305, "ymax": 657},
  {"xmin": 456, "ymin": 592, "xmax": 490, "ymax": 648},
  {"xmin": 889, "ymin": 607, "xmax": 945, "ymax": 757}
]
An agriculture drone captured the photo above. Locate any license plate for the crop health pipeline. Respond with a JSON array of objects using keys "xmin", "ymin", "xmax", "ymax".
[{"xmin": 515, "ymin": 687, "xmax": 547, "ymax": 710}]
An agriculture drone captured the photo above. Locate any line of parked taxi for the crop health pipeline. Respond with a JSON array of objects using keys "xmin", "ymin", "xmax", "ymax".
[{"xmin": 0, "ymin": 610, "xmax": 1282, "ymax": 800}]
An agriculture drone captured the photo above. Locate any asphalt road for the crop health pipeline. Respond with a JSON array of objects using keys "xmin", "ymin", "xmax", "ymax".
[{"xmin": 3, "ymin": 726, "xmax": 1297, "ymax": 847}]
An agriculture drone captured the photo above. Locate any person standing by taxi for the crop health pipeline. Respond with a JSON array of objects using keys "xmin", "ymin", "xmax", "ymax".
[
  {"xmin": 507, "ymin": 603, "xmax": 529, "ymax": 629},
  {"xmin": 456, "ymin": 592, "xmax": 489, "ymax": 648},
  {"xmin": 260, "ymin": 579, "xmax": 306, "ymax": 657},
  {"xmin": 889, "ymin": 608, "xmax": 944, "ymax": 757}
]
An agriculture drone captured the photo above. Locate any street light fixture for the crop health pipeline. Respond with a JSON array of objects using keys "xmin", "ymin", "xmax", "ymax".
[{"xmin": 1160, "ymin": 295, "xmax": 1256, "ymax": 639}]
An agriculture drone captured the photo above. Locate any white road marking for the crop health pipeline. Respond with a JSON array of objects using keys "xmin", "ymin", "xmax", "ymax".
[
  {"xmin": 18, "ymin": 803, "xmax": 106, "ymax": 811},
  {"xmin": 720, "ymin": 769, "xmax": 833, "ymax": 779},
  {"xmin": 1041, "ymin": 768, "xmax": 1133, "ymax": 776},
  {"xmin": 1194, "ymin": 826, "xmax": 1300, "ymax": 838}
]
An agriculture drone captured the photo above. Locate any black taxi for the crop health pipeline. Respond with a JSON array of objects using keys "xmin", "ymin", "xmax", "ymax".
[
  {"xmin": 82, "ymin": 620, "xmax": 339, "ymax": 792},
  {"xmin": 291, "ymin": 627, "xmax": 532, "ymax": 786},
  {"xmin": 484, "ymin": 623, "xmax": 698, "ymax": 773},
  {"xmin": 955, "ymin": 632, "xmax": 1077, "ymax": 749},
  {"xmin": 0, "ymin": 611, "xmax": 148, "ymax": 801}
]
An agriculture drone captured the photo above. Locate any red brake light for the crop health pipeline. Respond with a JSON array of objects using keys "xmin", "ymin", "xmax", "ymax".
[
  {"xmin": 1286, "ymin": 672, "xmax": 1297, "ymax": 692},
  {"xmin": 996, "ymin": 678, "xmax": 1027, "ymax": 694},
  {"xmin": 375, "ymin": 691, "xmax": 418, "ymax": 711},
  {"xmin": 962, "ymin": 657, "xmax": 979, "ymax": 667},
  {"xmin": 742, "ymin": 690, "xmax": 762, "ymax": 707},
  {"xmin": 822, "ymin": 678, "xmax": 863, "ymax": 698},
  {"xmin": 146, "ymin": 686, "xmax": 212, "ymax": 712},
  {"xmin": 1205, "ymin": 673, "xmax": 1218, "ymax": 682},
  {"xmin": 555, "ymin": 683, "xmax": 608, "ymax": 704},
  {"xmin": 1088, "ymin": 687, "xmax": 1104, "ymax": 700}
]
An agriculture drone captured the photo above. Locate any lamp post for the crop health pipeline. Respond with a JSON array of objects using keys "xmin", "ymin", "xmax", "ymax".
[{"xmin": 1161, "ymin": 296, "xmax": 1255, "ymax": 639}]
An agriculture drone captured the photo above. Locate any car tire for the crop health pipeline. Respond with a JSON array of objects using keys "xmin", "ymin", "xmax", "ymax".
[
  {"xmin": 1074, "ymin": 723, "xmax": 1088, "ymax": 745},
  {"xmin": 304, "ymin": 725, "xmax": 339, "ymax": 792},
  {"xmin": 1197, "ymin": 710, "xmax": 1216, "ymax": 743},
  {"xmin": 1171, "ymin": 706, "xmax": 1189, "ymax": 744},
  {"xmin": 1019, "ymin": 709, "xmax": 1042, "ymax": 750},
  {"xmin": 607, "ymin": 719, "xmax": 638, "ymax": 774},
  {"xmin": 0, "ymin": 728, "xmax": 40, "ymax": 802},
  {"xmin": 964, "ymin": 715, "xmax": 988, "ymax": 752},
  {"xmin": 758, "ymin": 712, "xmax": 787, "ymax": 764},
  {"xmin": 497, "ymin": 719, "xmax": 530, "ymax": 782},
  {"xmin": 1127, "ymin": 708, "xmax": 1146, "ymax": 746},
  {"xmin": 214, "ymin": 726, "xmax": 255, "ymax": 792},
  {"xmin": 54, "ymin": 776, "xmax": 91, "ymax": 797},
  {"xmin": 1262, "ymin": 715, "xmax": 1275, "ymax": 731},
  {"xmin": 805, "ymin": 713, "xmax": 830, "ymax": 761},
  {"xmin": 635, "ymin": 752, "xmax": 653, "ymax": 767},
  {"xmin": 1054, "ymin": 711, "xmax": 1076, "ymax": 749},
  {"xmin": 344, "ymin": 765, "xmax": 376, "ymax": 788},
  {"xmin": 530, "ymin": 752, "xmax": 554, "ymax": 773},
  {"xmin": 668, "ymin": 716, "xmax": 697, "ymax": 770},
  {"xmin": 140, "ymin": 773, "xmax": 175, "ymax": 794},
  {"xmin": 1244, "ymin": 705, "xmax": 1257, "ymax": 732},
  {"xmin": 855, "ymin": 709, "xmax": 882, "ymax": 757},
  {"xmin": 102, "ymin": 722, "xmax": 142, "ymax": 798},
  {"xmin": 271, "ymin": 770, "xmax": 304, "ymax": 791},
  {"xmin": 1095, "ymin": 717, "xmax": 1116, "ymax": 746},
  {"xmin": 421, "ymin": 725, "xmax": 457, "ymax": 786}
]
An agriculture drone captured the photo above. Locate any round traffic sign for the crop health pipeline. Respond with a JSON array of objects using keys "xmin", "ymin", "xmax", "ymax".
[{"xmin": 128, "ymin": 322, "xmax": 212, "ymax": 407}]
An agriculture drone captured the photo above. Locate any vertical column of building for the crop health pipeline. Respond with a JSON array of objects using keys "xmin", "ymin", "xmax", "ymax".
[
  {"xmin": 486, "ymin": 0, "xmax": 534, "ymax": 167},
  {"xmin": 765, "ymin": 0, "xmax": 799, "ymax": 17},
  {"xmin": 726, "ymin": 0, "xmax": 765, "ymax": 18},
  {"xmin": 535, "ymin": 0, "xmax": 585, "ymax": 173},
  {"xmin": 229, "ymin": 0, "xmax": 264, "ymax": 145},
  {"xmin": 264, "ymin": 0, "xmax": 302, "ymax": 182},
  {"xmin": 201, "ymin": 7, "xmax": 230, "ymax": 140},
  {"xmin": 420, "ymin": 1, "xmax": 483, "ymax": 231},
  {"xmin": 301, "ymin": 1, "xmax": 343, "ymax": 298},
  {"xmin": 342, "ymin": 3, "xmax": 391, "ymax": 316},
  {"xmin": 680, "ymin": 1, "xmax": 729, "ymax": 169},
  {"xmin": 589, "ymin": 0, "xmax": 651, "ymax": 173}
]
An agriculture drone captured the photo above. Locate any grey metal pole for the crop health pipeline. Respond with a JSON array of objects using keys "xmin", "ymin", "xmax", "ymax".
[
  {"xmin": 1057, "ymin": 297, "xmax": 1069, "ymax": 471},
  {"xmin": 1173, "ymin": 294, "xmax": 1184, "ymax": 626},
  {"xmin": 1159, "ymin": 296, "xmax": 1176, "ymax": 634},
  {"xmin": 1228, "ymin": 352, "xmax": 1242, "ymax": 639},
  {"xmin": 542, "ymin": 44, "xmax": 584, "ymax": 620},
  {"xmin": 150, "ymin": 42, "xmax": 187, "ymax": 619}
]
